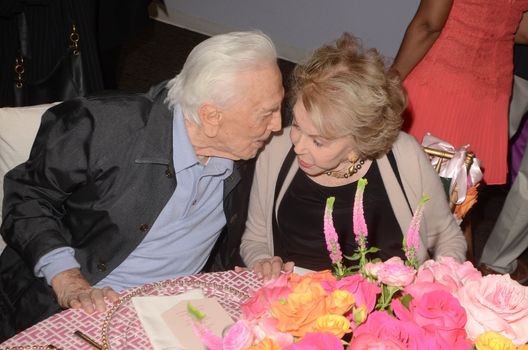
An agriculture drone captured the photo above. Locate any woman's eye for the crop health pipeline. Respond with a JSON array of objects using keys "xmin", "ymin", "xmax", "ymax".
[{"xmin": 313, "ymin": 139, "xmax": 323, "ymax": 147}]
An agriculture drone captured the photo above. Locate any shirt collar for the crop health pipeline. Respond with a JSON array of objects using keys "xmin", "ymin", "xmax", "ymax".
[{"xmin": 205, "ymin": 155, "xmax": 234, "ymax": 179}]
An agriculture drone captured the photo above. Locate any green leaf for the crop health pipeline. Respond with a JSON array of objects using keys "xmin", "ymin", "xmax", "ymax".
[
  {"xmin": 187, "ymin": 302, "xmax": 206, "ymax": 321},
  {"xmin": 399, "ymin": 294, "xmax": 413, "ymax": 309},
  {"xmin": 344, "ymin": 253, "xmax": 361, "ymax": 260}
]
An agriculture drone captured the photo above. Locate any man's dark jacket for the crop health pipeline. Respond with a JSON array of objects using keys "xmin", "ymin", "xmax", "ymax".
[{"xmin": 0, "ymin": 83, "xmax": 253, "ymax": 340}]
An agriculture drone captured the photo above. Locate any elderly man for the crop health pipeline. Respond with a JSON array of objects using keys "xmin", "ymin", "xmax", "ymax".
[{"xmin": 0, "ymin": 31, "xmax": 284, "ymax": 339}]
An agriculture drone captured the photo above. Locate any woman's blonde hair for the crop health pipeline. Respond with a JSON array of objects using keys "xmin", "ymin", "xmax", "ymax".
[{"xmin": 291, "ymin": 33, "xmax": 406, "ymax": 159}]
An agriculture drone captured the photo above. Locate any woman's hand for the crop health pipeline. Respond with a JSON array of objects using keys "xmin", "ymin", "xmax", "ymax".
[
  {"xmin": 236, "ymin": 256, "xmax": 294, "ymax": 281},
  {"xmin": 51, "ymin": 268, "xmax": 120, "ymax": 313}
]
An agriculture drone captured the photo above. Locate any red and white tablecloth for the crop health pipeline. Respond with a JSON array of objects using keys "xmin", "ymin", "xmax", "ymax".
[{"xmin": 0, "ymin": 270, "xmax": 262, "ymax": 350}]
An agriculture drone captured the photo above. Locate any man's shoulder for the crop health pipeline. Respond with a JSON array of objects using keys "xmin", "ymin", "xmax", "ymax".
[{"xmin": 48, "ymin": 84, "xmax": 168, "ymax": 127}]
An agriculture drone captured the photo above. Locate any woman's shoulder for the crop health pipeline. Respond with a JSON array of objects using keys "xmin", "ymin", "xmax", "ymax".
[
  {"xmin": 253, "ymin": 127, "xmax": 294, "ymax": 178},
  {"xmin": 390, "ymin": 131, "xmax": 432, "ymax": 175},
  {"xmin": 260, "ymin": 127, "xmax": 292, "ymax": 158},
  {"xmin": 393, "ymin": 131, "xmax": 422, "ymax": 150}
]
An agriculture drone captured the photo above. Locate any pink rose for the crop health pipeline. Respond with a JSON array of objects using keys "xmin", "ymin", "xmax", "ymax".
[
  {"xmin": 416, "ymin": 257, "xmax": 481, "ymax": 293},
  {"xmin": 353, "ymin": 311, "xmax": 435, "ymax": 350},
  {"xmin": 223, "ymin": 320, "xmax": 254, "ymax": 350},
  {"xmin": 376, "ymin": 257, "xmax": 416, "ymax": 287},
  {"xmin": 240, "ymin": 273, "xmax": 291, "ymax": 320},
  {"xmin": 193, "ymin": 319, "xmax": 254, "ymax": 350},
  {"xmin": 404, "ymin": 281, "xmax": 451, "ymax": 301},
  {"xmin": 364, "ymin": 261, "xmax": 383, "ymax": 279},
  {"xmin": 392, "ymin": 290, "xmax": 471, "ymax": 350},
  {"xmin": 349, "ymin": 333, "xmax": 406, "ymax": 350},
  {"xmin": 283, "ymin": 332, "xmax": 344, "ymax": 350},
  {"xmin": 321, "ymin": 274, "xmax": 381, "ymax": 313},
  {"xmin": 252, "ymin": 317, "xmax": 294, "ymax": 348},
  {"xmin": 456, "ymin": 274, "xmax": 528, "ymax": 345}
]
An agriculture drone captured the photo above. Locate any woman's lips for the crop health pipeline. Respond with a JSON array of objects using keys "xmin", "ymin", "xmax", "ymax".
[{"xmin": 297, "ymin": 157, "xmax": 313, "ymax": 169}]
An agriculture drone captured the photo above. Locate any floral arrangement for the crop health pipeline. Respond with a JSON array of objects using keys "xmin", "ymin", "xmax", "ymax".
[{"xmin": 192, "ymin": 179, "xmax": 528, "ymax": 350}]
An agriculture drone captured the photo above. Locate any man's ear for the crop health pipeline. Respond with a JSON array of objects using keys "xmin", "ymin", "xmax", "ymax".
[{"xmin": 198, "ymin": 103, "xmax": 222, "ymax": 137}]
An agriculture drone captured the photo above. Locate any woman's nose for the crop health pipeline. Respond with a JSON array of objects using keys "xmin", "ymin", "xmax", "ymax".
[{"xmin": 293, "ymin": 134, "xmax": 307, "ymax": 154}]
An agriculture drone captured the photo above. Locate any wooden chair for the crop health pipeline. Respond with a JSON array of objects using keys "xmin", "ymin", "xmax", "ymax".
[{"xmin": 422, "ymin": 146, "xmax": 478, "ymax": 263}]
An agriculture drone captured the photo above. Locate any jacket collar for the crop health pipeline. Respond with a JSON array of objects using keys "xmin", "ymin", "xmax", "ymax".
[{"xmin": 135, "ymin": 83, "xmax": 173, "ymax": 165}]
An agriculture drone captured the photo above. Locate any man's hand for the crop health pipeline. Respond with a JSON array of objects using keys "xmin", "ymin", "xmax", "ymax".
[
  {"xmin": 238, "ymin": 256, "xmax": 294, "ymax": 281},
  {"xmin": 50, "ymin": 268, "xmax": 119, "ymax": 313}
]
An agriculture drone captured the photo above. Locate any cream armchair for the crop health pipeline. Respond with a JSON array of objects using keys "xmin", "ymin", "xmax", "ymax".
[{"xmin": 0, "ymin": 103, "xmax": 58, "ymax": 253}]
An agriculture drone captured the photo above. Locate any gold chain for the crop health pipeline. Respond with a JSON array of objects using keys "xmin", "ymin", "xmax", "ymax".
[
  {"xmin": 326, "ymin": 159, "xmax": 365, "ymax": 178},
  {"xmin": 100, "ymin": 277, "xmax": 251, "ymax": 350}
]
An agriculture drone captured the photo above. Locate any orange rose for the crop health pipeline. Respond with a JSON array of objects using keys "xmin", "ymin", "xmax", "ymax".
[
  {"xmin": 289, "ymin": 270, "xmax": 335, "ymax": 289},
  {"xmin": 474, "ymin": 331, "xmax": 516, "ymax": 350},
  {"xmin": 248, "ymin": 337, "xmax": 281, "ymax": 350},
  {"xmin": 326, "ymin": 289, "xmax": 355, "ymax": 315},
  {"xmin": 313, "ymin": 314, "xmax": 352, "ymax": 338},
  {"xmin": 271, "ymin": 278, "xmax": 327, "ymax": 337}
]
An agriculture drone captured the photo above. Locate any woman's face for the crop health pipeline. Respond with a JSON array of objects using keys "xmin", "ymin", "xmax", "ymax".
[{"xmin": 290, "ymin": 99, "xmax": 355, "ymax": 177}]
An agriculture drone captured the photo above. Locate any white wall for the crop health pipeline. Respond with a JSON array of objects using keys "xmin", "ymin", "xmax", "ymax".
[{"xmin": 151, "ymin": 0, "xmax": 419, "ymax": 63}]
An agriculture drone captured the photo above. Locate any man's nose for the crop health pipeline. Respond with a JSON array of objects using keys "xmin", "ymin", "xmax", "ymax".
[{"xmin": 269, "ymin": 112, "xmax": 282, "ymax": 132}]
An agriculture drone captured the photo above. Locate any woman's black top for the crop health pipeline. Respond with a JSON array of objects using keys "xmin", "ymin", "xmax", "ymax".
[{"xmin": 275, "ymin": 155, "xmax": 405, "ymax": 271}]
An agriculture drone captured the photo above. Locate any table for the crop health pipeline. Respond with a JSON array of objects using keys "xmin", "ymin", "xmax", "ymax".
[{"xmin": 0, "ymin": 271, "xmax": 262, "ymax": 350}]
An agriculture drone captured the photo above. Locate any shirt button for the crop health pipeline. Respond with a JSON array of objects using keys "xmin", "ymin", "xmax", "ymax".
[
  {"xmin": 165, "ymin": 168, "xmax": 173, "ymax": 178},
  {"xmin": 97, "ymin": 262, "xmax": 107, "ymax": 272},
  {"xmin": 139, "ymin": 223, "xmax": 149, "ymax": 232},
  {"xmin": 191, "ymin": 200, "xmax": 197, "ymax": 206}
]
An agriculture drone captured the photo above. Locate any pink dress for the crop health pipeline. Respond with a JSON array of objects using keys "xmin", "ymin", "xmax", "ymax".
[{"xmin": 404, "ymin": 0, "xmax": 528, "ymax": 184}]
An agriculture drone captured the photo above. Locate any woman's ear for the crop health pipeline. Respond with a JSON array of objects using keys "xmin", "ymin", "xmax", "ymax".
[
  {"xmin": 198, "ymin": 103, "xmax": 222, "ymax": 137},
  {"xmin": 347, "ymin": 151, "xmax": 359, "ymax": 163}
]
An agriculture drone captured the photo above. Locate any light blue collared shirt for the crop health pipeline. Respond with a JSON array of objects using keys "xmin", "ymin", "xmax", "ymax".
[{"xmin": 36, "ymin": 106, "xmax": 233, "ymax": 291}]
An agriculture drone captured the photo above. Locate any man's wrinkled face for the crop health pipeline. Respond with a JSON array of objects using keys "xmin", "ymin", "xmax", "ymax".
[{"xmin": 217, "ymin": 64, "xmax": 284, "ymax": 160}]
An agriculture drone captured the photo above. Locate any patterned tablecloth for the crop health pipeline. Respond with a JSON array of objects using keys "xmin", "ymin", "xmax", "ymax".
[{"xmin": 0, "ymin": 270, "xmax": 262, "ymax": 350}]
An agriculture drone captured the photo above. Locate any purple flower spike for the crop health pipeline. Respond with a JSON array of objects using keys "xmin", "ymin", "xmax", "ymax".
[
  {"xmin": 324, "ymin": 196, "xmax": 343, "ymax": 265},
  {"xmin": 403, "ymin": 194, "xmax": 429, "ymax": 268},
  {"xmin": 353, "ymin": 178, "xmax": 369, "ymax": 249}
]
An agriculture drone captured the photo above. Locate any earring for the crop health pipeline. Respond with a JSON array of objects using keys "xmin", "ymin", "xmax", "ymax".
[{"xmin": 347, "ymin": 153, "xmax": 359, "ymax": 164}]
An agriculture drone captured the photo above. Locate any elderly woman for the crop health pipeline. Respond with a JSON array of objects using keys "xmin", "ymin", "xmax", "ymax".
[{"xmin": 239, "ymin": 33, "xmax": 466, "ymax": 279}]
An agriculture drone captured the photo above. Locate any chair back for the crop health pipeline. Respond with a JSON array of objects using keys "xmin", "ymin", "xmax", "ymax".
[
  {"xmin": 421, "ymin": 133, "xmax": 482, "ymax": 263},
  {"xmin": 0, "ymin": 102, "xmax": 57, "ymax": 253},
  {"xmin": 423, "ymin": 147, "xmax": 475, "ymax": 175},
  {"xmin": 422, "ymin": 146, "xmax": 476, "ymax": 211}
]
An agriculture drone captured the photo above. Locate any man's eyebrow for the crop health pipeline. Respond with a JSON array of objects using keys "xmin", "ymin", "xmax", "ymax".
[{"xmin": 260, "ymin": 105, "xmax": 281, "ymax": 114}]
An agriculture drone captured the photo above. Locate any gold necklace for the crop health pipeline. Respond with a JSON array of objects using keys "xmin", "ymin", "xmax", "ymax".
[{"xmin": 326, "ymin": 159, "xmax": 365, "ymax": 179}]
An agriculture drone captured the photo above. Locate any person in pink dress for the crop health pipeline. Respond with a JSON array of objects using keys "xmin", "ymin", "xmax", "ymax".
[{"xmin": 392, "ymin": 0, "xmax": 528, "ymax": 184}]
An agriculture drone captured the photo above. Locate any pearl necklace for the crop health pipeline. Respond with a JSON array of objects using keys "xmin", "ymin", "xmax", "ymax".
[{"xmin": 326, "ymin": 159, "xmax": 365, "ymax": 179}]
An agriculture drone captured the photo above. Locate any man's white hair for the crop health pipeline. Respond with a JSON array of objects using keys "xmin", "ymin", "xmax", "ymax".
[{"xmin": 165, "ymin": 31, "xmax": 278, "ymax": 124}]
